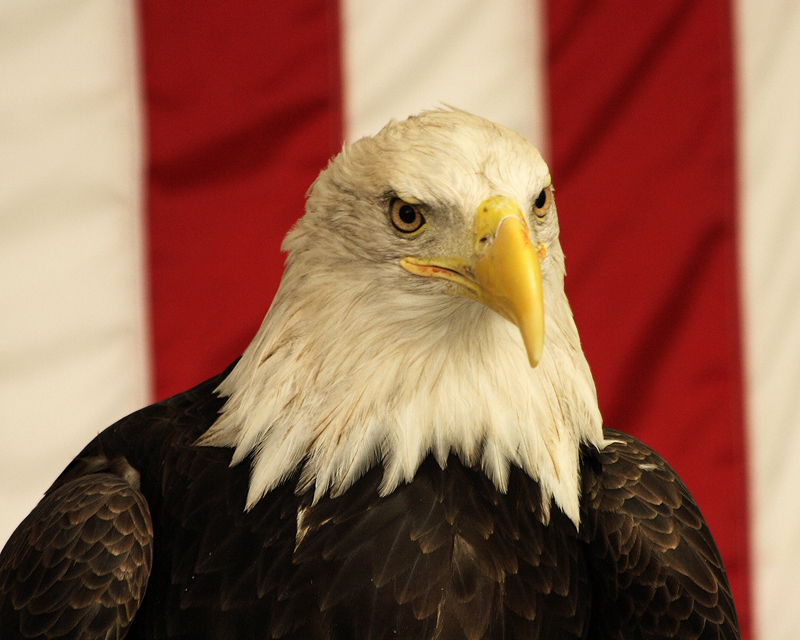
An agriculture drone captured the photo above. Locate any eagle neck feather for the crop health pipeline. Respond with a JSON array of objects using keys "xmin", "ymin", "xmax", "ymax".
[{"xmin": 200, "ymin": 251, "xmax": 604, "ymax": 527}]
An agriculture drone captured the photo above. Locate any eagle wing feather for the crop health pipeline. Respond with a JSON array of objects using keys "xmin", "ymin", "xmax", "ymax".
[
  {"xmin": 0, "ymin": 472, "xmax": 152, "ymax": 639},
  {"xmin": 581, "ymin": 428, "xmax": 740, "ymax": 639}
]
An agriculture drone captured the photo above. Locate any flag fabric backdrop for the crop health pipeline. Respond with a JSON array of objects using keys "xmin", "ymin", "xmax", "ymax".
[{"xmin": 2, "ymin": 1, "xmax": 799, "ymax": 638}]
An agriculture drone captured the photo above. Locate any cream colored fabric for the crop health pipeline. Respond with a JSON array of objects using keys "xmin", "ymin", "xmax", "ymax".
[
  {"xmin": 0, "ymin": 1, "xmax": 149, "ymax": 545},
  {"xmin": 341, "ymin": 0, "xmax": 546, "ymax": 148},
  {"xmin": 736, "ymin": 0, "xmax": 800, "ymax": 637}
]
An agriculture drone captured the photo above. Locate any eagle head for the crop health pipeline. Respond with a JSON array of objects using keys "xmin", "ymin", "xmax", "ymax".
[{"xmin": 201, "ymin": 109, "xmax": 604, "ymax": 525}]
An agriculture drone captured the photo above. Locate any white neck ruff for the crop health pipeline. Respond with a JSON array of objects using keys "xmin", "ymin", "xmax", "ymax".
[{"xmin": 199, "ymin": 254, "xmax": 604, "ymax": 526}]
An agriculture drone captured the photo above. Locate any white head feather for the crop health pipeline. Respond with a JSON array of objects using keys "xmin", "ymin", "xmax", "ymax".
[{"xmin": 199, "ymin": 109, "xmax": 605, "ymax": 526}]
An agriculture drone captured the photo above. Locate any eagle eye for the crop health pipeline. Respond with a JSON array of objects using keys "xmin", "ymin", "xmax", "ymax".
[
  {"xmin": 390, "ymin": 199, "xmax": 426, "ymax": 234},
  {"xmin": 533, "ymin": 186, "xmax": 552, "ymax": 218}
]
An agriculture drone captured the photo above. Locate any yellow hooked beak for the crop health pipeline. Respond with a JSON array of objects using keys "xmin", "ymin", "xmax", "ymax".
[{"xmin": 401, "ymin": 196, "xmax": 546, "ymax": 367}]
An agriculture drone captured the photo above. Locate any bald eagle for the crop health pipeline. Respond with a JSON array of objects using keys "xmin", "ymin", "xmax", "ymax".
[{"xmin": 0, "ymin": 110, "xmax": 739, "ymax": 639}]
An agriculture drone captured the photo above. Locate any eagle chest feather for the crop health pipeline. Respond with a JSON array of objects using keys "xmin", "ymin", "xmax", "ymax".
[
  {"xmin": 290, "ymin": 457, "xmax": 591, "ymax": 640},
  {"xmin": 132, "ymin": 434, "xmax": 592, "ymax": 639}
]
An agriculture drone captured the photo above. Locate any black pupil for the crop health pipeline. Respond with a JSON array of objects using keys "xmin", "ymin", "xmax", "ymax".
[
  {"xmin": 399, "ymin": 205, "xmax": 417, "ymax": 224},
  {"xmin": 535, "ymin": 189, "xmax": 547, "ymax": 209}
]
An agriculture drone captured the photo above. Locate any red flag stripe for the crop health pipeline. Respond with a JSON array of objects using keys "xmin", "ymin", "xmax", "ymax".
[
  {"xmin": 546, "ymin": 1, "xmax": 750, "ymax": 636},
  {"xmin": 140, "ymin": 0, "xmax": 343, "ymax": 400}
]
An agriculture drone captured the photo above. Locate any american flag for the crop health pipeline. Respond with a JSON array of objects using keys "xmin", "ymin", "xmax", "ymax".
[{"xmin": 2, "ymin": 2, "xmax": 798, "ymax": 637}]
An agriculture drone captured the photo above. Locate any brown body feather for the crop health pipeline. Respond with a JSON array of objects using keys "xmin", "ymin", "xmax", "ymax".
[
  {"xmin": 0, "ymin": 366, "xmax": 739, "ymax": 639},
  {"xmin": 0, "ymin": 472, "xmax": 152, "ymax": 639}
]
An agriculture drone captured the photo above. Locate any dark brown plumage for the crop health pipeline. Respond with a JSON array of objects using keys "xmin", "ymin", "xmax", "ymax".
[
  {"xmin": 0, "ymin": 469, "xmax": 152, "ymax": 639},
  {"xmin": 0, "ymin": 365, "xmax": 739, "ymax": 639}
]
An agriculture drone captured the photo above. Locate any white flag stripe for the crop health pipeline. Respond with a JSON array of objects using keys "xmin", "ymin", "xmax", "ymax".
[
  {"xmin": 735, "ymin": 0, "xmax": 800, "ymax": 636},
  {"xmin": 0, "ymin": 1, "xmax": 149, "ymax": 545},
  {"xmin": 341, "ymin": 0, "xmax": 547, "ymax": 147}
]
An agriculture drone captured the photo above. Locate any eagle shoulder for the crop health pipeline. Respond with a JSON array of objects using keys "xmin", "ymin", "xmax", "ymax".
[
  {"xmin": 0, "ymin": 465, "xmax": 152, "ymax": 639},
  {"xmin": 0, "ymin": 365, "xmax": 230, "ymax": 640},
  {"xmin": 580, "ymin": 428, "xmax": 740, "ymax": 639}
]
